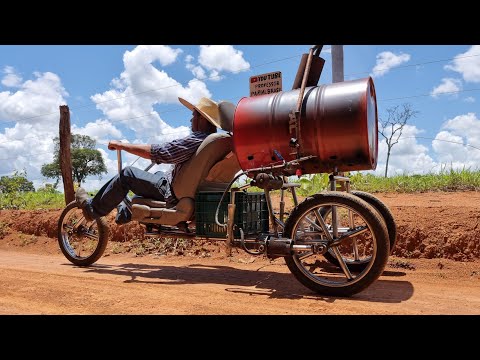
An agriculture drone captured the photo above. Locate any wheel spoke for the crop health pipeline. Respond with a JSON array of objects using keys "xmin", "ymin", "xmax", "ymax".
[
  {"xmin": 313, "ymin": 209, "xmax": 334, "ymax": 241},
  {"xmin": 352, "ymin": 239, "xmax": 360, "ymax": 261},
  {"xmin": 82, "ymin": 232, "xmax": 100, "ymax": 241},
  {"xmin": 304, "ymin": 215, "xmax": 323, "ymax": 232},
  {"xmin": 298, "ymin": 251, "xmax": 314, "ymax": 260},
  {"xmin": 331, "ymin": 246, "xmax": 353, "ymax": 280}
]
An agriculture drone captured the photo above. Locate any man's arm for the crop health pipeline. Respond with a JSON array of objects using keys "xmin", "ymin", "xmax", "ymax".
[
  {"xmin": 150, "ymin": 132, "xmax": 208, "ymax": 164},
  {"xmin": 108, "ymin": 140, "xmax": 152, "ymax": 159}
]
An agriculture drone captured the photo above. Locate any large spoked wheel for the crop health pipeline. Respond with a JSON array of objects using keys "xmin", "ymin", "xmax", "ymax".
[
  {"xmin": 57, "ymin": 201, "xmax": 109, "ymax": 266},
  {"xmin": 284, "ymin": 192, "xmax": 390, "ymax": 297},
  {"xmin": 322, "ymin": 191, "xmax": 397, "ymax": 271}
]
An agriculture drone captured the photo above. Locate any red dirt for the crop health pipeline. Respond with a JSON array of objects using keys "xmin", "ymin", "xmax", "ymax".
[
  {"xmin": 0, "ymin": 191, "xmax": 479, "ymax": 314},
  {"xmin": 2, "ymin": 191, "xmax": 480, "ymax": 260}
]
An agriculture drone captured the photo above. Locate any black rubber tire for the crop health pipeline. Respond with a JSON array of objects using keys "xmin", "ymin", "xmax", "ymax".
[
  {"xmin": 350, "ymin": 191, "xmax": 397, "ymax": 253},
  {"xmin": 284, "ymin": 192, "xmax": 390, "ymax": 297},
  {"xmin": 323, "ymin": 191, "xmax": 397, "ymax": 270},
  {"xmin": 57, "ymin": 201, "xmax": 109, "ymax": 266}
]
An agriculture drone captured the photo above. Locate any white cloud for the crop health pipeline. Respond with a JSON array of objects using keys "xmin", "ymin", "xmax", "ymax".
[
  {"xmin": 0, "ymin": 71, "xmax": 68, "ymax": 124},
  {"xmin": 198, "ymin": 45, "xmax": 250, "ymax": 73},
  {"xmin": 91, "ymin": 45, "xmax": 211, "ymax": 139},
  {"xmin": 123, "ymin": 45, "xmax": 182, "ymax": 68},
  {"xmin": 2, "ymin": 66, "xmax": 23, "ymax": 87},
  {"xmin": 444, "ymin": 45, "xmax": 480, "ymax": 83},
  {"xmin": 186, "ymin": 63, "xmax": 207, "ymax": 80},
  {"xmin": 371, "ymin": 51, "xmax": 411, "ymax": 77},
  {"xmin": 431, "ymin": 113, "xmax": 480, "ymax": 171},
  {"xmin": 442, "ymin": 112, "xmax": 480, "ymax": 147},
  {"xmin": 208, "ymin": 70, "xmax": 223, "ymax": 82},
  {"xmin": 72, "ymin": 119, "xmax": 122, "ymax": 141},
  {"xmin": 464, "ymin": 96, "xmax": 476, "ymax": 103},
  {"xmin": 185, "ymin": 45, "xmax": 249, "ymax": 81},
  {"xmin": 430, "ymin": 78, "xmax": 462, "ymax": 98},
  {"xmin": 374, "ymin": 125, "xmax": 436, "ymax": 176},
  {"xmin": 373, "ymin": 114, "xmax": 480, "ymax": 176},
  {"xmin": 432, "ymin": 131, "xmax": 469, "ymax": 165},
  {"xmin": 0, "ymin": 71, "xmax": 69, "ymax": 185}
]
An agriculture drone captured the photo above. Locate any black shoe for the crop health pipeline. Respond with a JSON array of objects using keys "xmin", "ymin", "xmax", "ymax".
[
  {"xmin": 75, "ymin": 187, "xmax": 94, "ymax": 222},
  {"xmin": 115, "ymin": 203, "xmax": 132, "ymax": 225},
  {"xmin": 175, "ymin": 221, "xmax": 191, "ymax": 234}
]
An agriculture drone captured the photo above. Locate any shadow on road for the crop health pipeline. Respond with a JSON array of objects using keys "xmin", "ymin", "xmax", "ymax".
[{"xmin": 77, "ymin": 261, "xmax": 414, "ymax": 303}]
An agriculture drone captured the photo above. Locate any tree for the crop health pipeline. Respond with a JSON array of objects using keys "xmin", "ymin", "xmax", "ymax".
[
  {"xmin": 0, "ymin": 170, "xmax": 35, "ymax": 193},
  {"xmin": 41, "ymin": 134, "xmax": 107, "ymax": 186},
  {"xmin": 37, "ymin": 183, "xmax": 60, "ymax": 194},
  {"xmin": 379, "ymin": 103, "xmax": 418, "ymax": 178}
]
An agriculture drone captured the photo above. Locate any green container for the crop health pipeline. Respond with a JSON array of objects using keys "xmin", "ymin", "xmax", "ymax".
[{"xmin": 195, "ymin": 191, "xmax": 269, "ymax": 238}]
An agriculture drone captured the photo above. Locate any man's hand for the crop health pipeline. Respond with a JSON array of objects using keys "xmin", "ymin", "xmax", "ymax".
[{"xmin": 108, "ymin": 140, "xmax": 122, "ymax": 151}]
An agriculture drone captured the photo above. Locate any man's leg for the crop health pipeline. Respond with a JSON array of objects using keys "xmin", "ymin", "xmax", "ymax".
[{"xmin": 84, "ymin": 166, "xmax": 167, "ymax": 219}]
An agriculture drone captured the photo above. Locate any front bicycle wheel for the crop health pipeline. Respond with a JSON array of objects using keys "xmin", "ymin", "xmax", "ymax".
[
  {"xmin": 57, "ymin": 201, "xmax": 109, "ymax": 266},
  {"xmin": 284, "ymin": 192, "xmax": 390, "ymax": 297}
]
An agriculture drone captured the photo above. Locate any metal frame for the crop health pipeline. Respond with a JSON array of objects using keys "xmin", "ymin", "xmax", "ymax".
[{"xmin": 114, "ymin": 145, "xmax": 363, "ymax": 264}]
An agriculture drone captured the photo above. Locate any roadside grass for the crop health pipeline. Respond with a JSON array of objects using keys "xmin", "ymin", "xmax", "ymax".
[
  {"xmin": 0, "ymin": 191, "xmax": 64, "ymax": 210},
  {"xmin": 348, "ymin": 167, "xmax": 480, "ymax": 194},
  {"xmin": 291, "ymin": 168, "xmax": 480, "ymax": 196},
  {"xmin": 2, "ymin": 168, "xmax": 480, "ymax": 211}
]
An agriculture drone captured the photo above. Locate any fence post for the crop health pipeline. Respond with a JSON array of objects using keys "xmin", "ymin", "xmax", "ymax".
[{"xmin": 59, "ymin": 105, "xmax": 75, "ymax": 205}]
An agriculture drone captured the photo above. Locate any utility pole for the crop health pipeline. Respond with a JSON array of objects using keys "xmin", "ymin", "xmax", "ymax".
[
  {"xmin": 332, "ymin": 45, "xmax": 344, "ymax": 83},
  {"xmin": 59, "ymin": 105, "xmax": 75, "ymax": 205}
]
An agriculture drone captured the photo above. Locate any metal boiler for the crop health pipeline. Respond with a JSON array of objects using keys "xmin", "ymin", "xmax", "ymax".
[{"xmin": 233, "ymin": 77, "xmax": 378, "ymax": 175}]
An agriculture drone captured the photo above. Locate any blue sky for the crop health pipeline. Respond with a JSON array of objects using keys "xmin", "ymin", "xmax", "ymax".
[{"xmin": 1, "ymin": 45, "xmax": 479, "ymax": 191}]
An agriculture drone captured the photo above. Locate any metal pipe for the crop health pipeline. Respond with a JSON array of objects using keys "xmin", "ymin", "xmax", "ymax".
[
  {"xmin": 117, "ymin": 149, "xmax": 122, "ymax": 174},
  {"xmin": 329, "ymin": 171, "xmax": 339, "ymax": 238},
  {"xmin": 264, "ymin": 189, "xmax": 278, "ymax": 237},
  {"xmin": 332, "ymin": 176, "xmax": 350, "ymax": 182},
  {"xmin": 279, "ymin": 187, "xmax": 285, "ymax": 223},
  {"xmin": 291, "ymin": 186, "xmax": 299, "ymax": 207},
  {"xmin": 293, "ymin": 46, "xmax": 315, "ymax": 157},
  {"xmin": 292, "ymin": 244, "xmax": 314, "ymax": 251},
  {"xmin": 226, "ymin": 202, "xmax": 236, "ymax": 256},
  {"xmin": 144, "ymin": 162, "xmax": 155, "ymax": 172}
]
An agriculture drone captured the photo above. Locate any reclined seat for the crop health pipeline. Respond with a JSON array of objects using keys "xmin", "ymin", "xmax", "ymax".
[{"xmin": 131, "ymin": 100, "xmax": 240, "ymax": 226}]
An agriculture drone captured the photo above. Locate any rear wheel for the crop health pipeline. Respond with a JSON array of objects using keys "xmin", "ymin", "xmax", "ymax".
[
  {"xmin": 284, "ymin": 192, "xmax": 390, "ymax": 297},
  {"xmin": 57, "ymin": 201, "xmax": 109, "ymax": 266}
]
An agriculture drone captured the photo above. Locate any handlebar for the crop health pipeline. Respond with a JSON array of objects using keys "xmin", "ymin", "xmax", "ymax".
[{"xmin": 117, "ymin": 149, "xmax": 122, "ymax": 175}]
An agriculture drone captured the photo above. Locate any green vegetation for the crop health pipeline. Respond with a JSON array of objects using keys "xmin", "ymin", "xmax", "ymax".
[
  {"xmin": 0, "ymin": 171, "xmax": 65, "ymax": 210},
  {"xmin": 3, "ymin": 167, "xmax": 480, "ymax": 211},
  {"xmin": 0, "ymin": 170, "xmax": 35, "ymax": 193},
  {"xmin": 348, "ymin": 167, "xmax": 480, "ymax": 193},
  {"xmin": 41, "ymin": 134, "xmax": 107, "ymax": 186},
  {"xmin": 244, "ymin": 167, "xmax": 480, "ymax": 196},
  {"xmin": 0, "ymin": 188, "xmax": 65, "ymax": 210}
]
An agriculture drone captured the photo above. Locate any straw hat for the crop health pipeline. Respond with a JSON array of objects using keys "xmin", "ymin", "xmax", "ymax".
[{"xmin": 178, "ymin": 97, "xmax": 222, "ymax": 129}]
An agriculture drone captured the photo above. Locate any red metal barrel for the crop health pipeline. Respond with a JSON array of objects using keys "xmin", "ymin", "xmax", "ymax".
[{"xmin": 233, "ymin": 77, "xmax": 378, "ymax": 175}]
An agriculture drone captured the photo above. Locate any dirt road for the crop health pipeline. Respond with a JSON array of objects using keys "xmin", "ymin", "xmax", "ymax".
[
  {"xmin": 0, "ymin": 249, "xmax": 479, "ymax": 314},
  {"xmin": 1, "ymin": 191, "xmax": 480, "ymax": 314}
]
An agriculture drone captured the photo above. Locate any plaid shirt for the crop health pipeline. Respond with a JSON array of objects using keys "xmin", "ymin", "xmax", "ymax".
[{"xmin": 150, "ymin": 131, "xmax": 210, "ymax": 207}]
